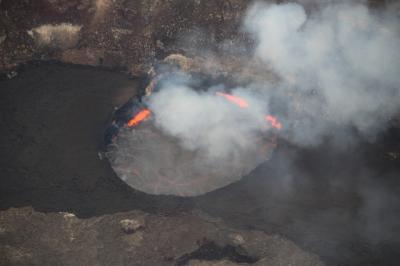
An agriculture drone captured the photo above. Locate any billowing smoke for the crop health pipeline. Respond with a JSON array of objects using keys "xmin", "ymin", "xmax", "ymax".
[
  {"xmin": 147, "ymin": 76, "xmax": 270, "ymax": 160},
  {"xmin": 147, "ymin": 2, "xmax": 400, "ymax": 153},
  {"xmin": 239, "ymin": 1, "xmax": 400, "ymax": 254},
  {"xmin": 245, "ymin": 2, "xmax": 400, "ymax": 145},
  {"xmin": 139, "ymin": 1, "xmax": 400, "ymax": 258}
]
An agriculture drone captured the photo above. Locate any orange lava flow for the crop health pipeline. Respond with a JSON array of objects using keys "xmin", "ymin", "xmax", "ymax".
[
  {"xmin": 265, "ymin": 115, "xmax": 282, "ymax": 130},
  {"xmin": 216, "ymin": 92, "xmax": 249, "ymax": 108},
  {"xmin": 217, "ymin": 91, "xmax": 282, "ymax": 130},
  {"xmin": 127, "ymin": 109, "xmax": 151, "ymax": 127}
]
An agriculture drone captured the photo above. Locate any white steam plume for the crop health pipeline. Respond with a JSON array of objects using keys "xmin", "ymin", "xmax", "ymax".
[
  {"xmin": 147, "ymin": 77, "xmax": 270, "ymax": 160},
  {"xmin": 146, "ymin": 1, "xmax": 400, "ymax": 162},
  {"xmin": 245, "ymin": 2, "xmax": 400, "ymax": 145}
]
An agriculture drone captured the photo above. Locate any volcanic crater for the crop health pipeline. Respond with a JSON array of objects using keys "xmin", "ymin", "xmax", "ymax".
[{"xmin": 1, "ymin": 1, "xmax": 400, "ymax": 266}]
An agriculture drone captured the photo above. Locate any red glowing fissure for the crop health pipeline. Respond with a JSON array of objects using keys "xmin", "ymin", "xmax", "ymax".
[
  {"xmin": 216, "ymin": 92, "xmax": 282, "ymax": 130},
  {"xmin": 216, "ymin": 92, "xmax": 249, "ymax": 108},
  {"xmin": 265, "ymin": 115, "xmax": 282, "ymax": 130}
]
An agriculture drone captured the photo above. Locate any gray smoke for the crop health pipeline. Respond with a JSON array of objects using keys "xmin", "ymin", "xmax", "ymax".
[
  {"xmin": 147, "ymin": 77, "xmax": 271, "ymax": 160},
  {"xmin": 245, "ymin": 2, "xmax": 400, "ymax": 145},
  {"xmin": 148, "ymin": 2, "xmax": 400, "ymax": 153},
  {"xmin": 239, "ymin": 1, "xmax": 400, "ymax": 255},
  {"xmin": 142, "ymin": 2, "xmax": 400, "ymax": 260},
  {"xmin": 144, "ymin": 2, "xmax": 400, "ymax": 242}
]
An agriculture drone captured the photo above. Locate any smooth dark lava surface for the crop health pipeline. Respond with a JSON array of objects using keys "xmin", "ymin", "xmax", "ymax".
[{"xmin": 1, "ymin": 63, "xmax": 400, "ymax": 266}]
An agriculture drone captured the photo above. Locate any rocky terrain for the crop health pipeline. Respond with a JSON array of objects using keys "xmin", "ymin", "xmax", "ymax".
[
  {"xmin": 0, "ymin": 0, "xmax": 254, "ymax": 75},
  {"xmin": 0, "ymin": 207, "xmax": 322, "ymax": 266}
]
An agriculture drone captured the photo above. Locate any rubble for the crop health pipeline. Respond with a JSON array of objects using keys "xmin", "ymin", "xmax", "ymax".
[{"xmin": 120, "ymin": 217, "xmax": 145, "ymax": 234}]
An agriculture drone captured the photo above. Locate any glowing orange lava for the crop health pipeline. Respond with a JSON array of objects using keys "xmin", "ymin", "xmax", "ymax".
[
  {"xmin": 126, "ymin": 93, "xmax": 281, "ymax": 130},
  {"xmin": 216, "ymin": 91, "xmax": 282, "ymax": 130},
  {"xmin": 265, "ymin": 115, "xmax": 282, "ymax": 130},
  {"xmin": 127, "ymin": 109, "xmax": 151, "ymax": 127},
  {"xmin": 216, "ymin": 92, "xmax": 249, "ymax": 108}
]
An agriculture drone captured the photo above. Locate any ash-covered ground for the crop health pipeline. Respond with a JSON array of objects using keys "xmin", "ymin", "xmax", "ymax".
[{"xmin": 0, "ymin": 63, "xmax": 399, "ymax": 265}]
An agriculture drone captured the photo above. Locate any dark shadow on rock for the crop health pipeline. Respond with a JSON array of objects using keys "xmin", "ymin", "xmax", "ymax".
[{"xmin": 176, "ymin": 240, "xmax": 259, "ymax": 266}]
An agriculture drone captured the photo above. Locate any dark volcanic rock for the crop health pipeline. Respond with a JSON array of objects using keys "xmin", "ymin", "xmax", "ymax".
[{"xmin": 0, "ymin": 0, "xmax": 252, "ymax": 74}]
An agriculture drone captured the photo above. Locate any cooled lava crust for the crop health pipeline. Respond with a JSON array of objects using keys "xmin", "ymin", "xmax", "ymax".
[{"xmin": 104, "ymin": 95, "xmax": 279, "ymax": 197}]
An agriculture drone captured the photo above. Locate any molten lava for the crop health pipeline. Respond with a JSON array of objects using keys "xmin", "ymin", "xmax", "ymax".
[
  {"xmin": 125, "ymin": 92, "xmax": 281, "ymax": 130},
  {"xmin": 216, "ymin": 92, "xmax": 249, "ymax": 108},
  {"xmin": 110, "ymin": 91, "xmax": 282, "ymax": 196},
  {"xmin": 127, "ymin": 109, "xmax": 151, "ymax": 127},
  {"xmin": 265, "ymin": 115, "xmax": 282, "ymax": 130},
  {"xmin": 216, "ymin": 92, "xmax": 282, "ymax": 130}
]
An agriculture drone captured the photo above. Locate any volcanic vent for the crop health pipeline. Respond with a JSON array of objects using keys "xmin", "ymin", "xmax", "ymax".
[{"xmin": 105, "ymin": 66, "xmax": 281, "ymax": 197}]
